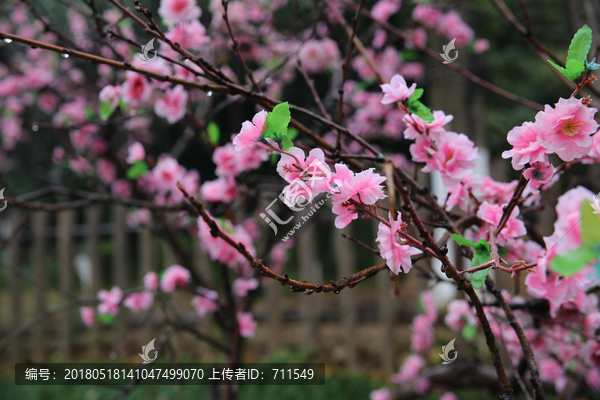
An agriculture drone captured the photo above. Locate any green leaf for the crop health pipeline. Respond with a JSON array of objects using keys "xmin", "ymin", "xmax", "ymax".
[
  {"xmin": 450, "ymin": 233, "xmax": 477, "ymax": 248},
  {"xmin": 401, "ymin": 49, "xmax": 419, "ymax": 62},
  {"xmin": 119, "ymin": 98, "xmax": 131, "ymax": 112},
  {"xmin": 470, "ymin": 267, "xmax": 490, "ymax": 290},
  {"xmin": 85, "ymin": 105, "xmax": 95, "ymax": 121},
  {"xmin": 264, "ymin": 102, "xmax": 291, "ymax": 138},
  {"xmin": 551, "ymin": 245, "xmax": 598, "ymax": 277},
  {"xmin": 287, "ymin": 127, "xmax": 299, "ymax": 140},
  {"xmin": 580, "ymin": 200, "xmax": 600, "ymax": 245},
  {"xmin": 270, "ymin": 152, "xmax": 278, "ymax": 164},
  {"xmin": 207, "ymin": 121, "xmax": 220, "ymax": 145},
  {"xmin": 126, "ymin": 160, "xmax": 149, "ymax": 180},
  {"xmin": 99, "ymin": 101, "xmax": 117, "ymax": 121},
  {"xmin": 567, "ymin": 25, "xmax": 593, "ymax": 65},
  {"xmin": 566, "ymin": 59, "xmax": 585, "ymax": 80},
  {"xmin": 408, "ymin": 100, "xmax": 434, "ymax": 123},
  {"xmin": 462, "ymin": 324, "xmax": 478, "ymax": 341},
  {"xmin": 407, "ymin": 88, "xmax": 424, "ymax": 104},
  {"xmin": 548, "ymin": 60, "xmax": 575, "ymax": 80},
  {"xmin": 281, "ymin": 134, "xmax": 294, "ymax": 151},
  {"xmin": 97, "ymin": 313, "xmax": 116, "ymax": 324}
]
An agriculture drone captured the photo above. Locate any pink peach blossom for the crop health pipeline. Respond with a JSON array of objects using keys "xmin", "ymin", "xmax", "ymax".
[
  {"xmin": 154, "ymin": 85, "xmax": 188, "ymax": 124},
  {"xmin": 412, "ymin": 4, "xmax": 442, "ymax": 28},
  {"xmin": 502, "ymin": 121, "xmax": 550, "ymax": 170},
  {"xmin": 390, "ymin": 354, "xmax": 425, "ymax": 384},
  {"xmin": 97, "ymin": 286, "xmax": 123, "ymax": 315},
  {"xmin": 232, "ymin": 278, "xmax": 259, "ymax": 297},
  {"xmin": 201, "ymin": 176, "xmax": 239, "ymax": 203},
  {"xmin": 523, "ymin": 161, "xmax": 553, "ymax": 193},
  {"xmin": 376, "ymin": 212, "xmax": 422, "ymax": 274},
  {"xmin": 143, "ymin": 272, "xmax": 159, "ymax": 291},
  {"xmin": 474, "ymin": 38, "xmax": 490, "ymax": 53},
  {"xmin": 80, "ymin": 307, "xmax": 95, "ymax": 327},
  {"xmin": 121, "ymin": 73, "xmax": 152, "ymax": 108},
  {"xmin": 158, "ymin": 0, "xmax": 202, "ymax": 26},
  {"xmin": 124, "ymin": 291, "xmax": 153, "ymax": 312},
  {"xmin": 371, "ymin": 0, "xmax": 400, "ymax": 23},
  {"xmin": 536, "ymin": 97, "xmax": 599, "ymax": 161},
  {"xmin": 232, "ymin": 110, "xmax": 268, "ymax": 152},
  {"xmin": 191, "ymin": 287, "xmax": 219, "ymax": 316},
  {"xmin": 160, "ymin": 264, "xmax": 191, "ymax": 292},
  {"xmin": 127, "ymin": 142, "xmax": 146, "ymax": 164},
  {"xmin": 97, "ymin": 158, "xmax": 116, "ymax": 185},
  {"xmin": 237, "ymin": 311, "xmax": 257, "ymax": 338},
  {"xmin": 369, "ymin": 388, "xmax": 392, "ymax": 400},
  {"xmin": 380, "ymin": 74, "xmax": 417, "ymax": 104},
  {"xmin": 111, "ymin": 179, "xmax": 132, "ymax": 198}
]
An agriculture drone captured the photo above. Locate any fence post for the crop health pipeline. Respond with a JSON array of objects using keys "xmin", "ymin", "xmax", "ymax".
[
  {"xmin": 334, "ymin": 229, "xmax": 357, "ymax": 366},
  {"xmin": 57, "ymin": 209, "xmax": 76, "ymax": 360},
  {"xmin": 8, "ymin": 208, "xmax": 26, "ymax": 362},
  {"xmin": 32, "ymin": 211, "xmax": 49, "ymax": 362},
  {"xmin": 111, "ymin": 205, "xmax": 129, "ymax": 354},
  {"xmin": 297, "ymin": 220, "xmax": 322, "ymax": 350},
  {"xmin": 86, "ymin": 205, "xmax": 102, "ymax": 359}
]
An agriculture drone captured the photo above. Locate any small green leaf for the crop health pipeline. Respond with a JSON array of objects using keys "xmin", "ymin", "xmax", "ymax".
[
  {"xmin": 99, "ymin": 101, "xmax": 117, "ymax": 121},
  {"xmin": 470, "ymin": 267, "xmax": 490, "ymax": 290},
  {"xmin": 401, "ymin": 49, "xmax": 419, "ymax": 62},
  {"xmin": 551, "ymin": 245, "xmax": 598, "ymax": 277},
  {"xmin": 566, "ymin": 59, "xmax": 585, "ymax": 80},
  {"xmin": 281, "ymin": 134, "xmax": 293, "ymax": 152},
  {"xmin": 85, "ymin": 105, "xmax": 95, "ymax": 121},
  {"xmin": 450, "ymin": 233, "xmax": 477, "ymax": 248},
  {"xmin": 462, "ymin": 324, "xmax": 478, "ymax": 341},
  {"xmin": 126, "ymin": 160, "xmax": 149, "ymax": 180},
  {"xmin": 287, "ymin": 127, "xmax": 299, "ymax": 140},
  {"xmin": 97, "ymin": 313, "xmax": 116, "ymax": 324},
  {"xmin": 408, "ymin": 100, "xmax": 434, "ymax": 123},
  {"xmin": 407, "ymin": 88, "xmax": 424, "ymax": 104},
  {"xmin": 119, "ymin": 98, "xmax": 131, "ymax": 112},
  {"xmin": 581, "ymin": 200, "xmax": 600, "ymax": 245},
  {"xmin": 207, "ymin": 121, "xmax": 220, "ymax": 145},
  {"xmin": 548, "ymin": 60, "xmax": 575, "ymax": 80},
  {"xmin": 567, "ymin": 25, "xmax": 593, "ymax": 66},
  {"xmin": 218, "ymin": 218, "xmax": 236, "ymax": 234},
  {"xmin": 270, "ymin": 152, "xmax": 278, "ymax": 164},
  {"xmin": 265, "ymin": 102, "xmax": 291, "ymax": 137}
]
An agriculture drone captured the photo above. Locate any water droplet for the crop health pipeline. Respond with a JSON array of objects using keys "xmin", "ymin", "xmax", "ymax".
[
  {"xmin": 129, "ymin": 109, "xmax": 137, "ymax": 116},
  {"xmin": 206, "ymin": 91, "xmax": 213, "ymax": 97},
  {"xmin": 134, "ymin": 4, "xmax": 141, "ymax": 11},
  {"xmin": 32, "ymin": 125, "xmax": 38, "ymax": 132},
  {"xmin": 73, "ymin": 129, "xmax": 81, "ymax": 136},
  {"xmin": 265, "ymin": 77, "xmax": 272, "ymax": 85},
  {"xmin": 182, "ymin": 58, "xmax": 188, "ymax": 62},
  {"xmin": 3, "ymin": 38, "xmax": 12, "ymax": 44},
  {"xmin": 61, "ymin": 52, "xmax": 69, "ymax": 58},
  {"xmin": 334, "ymin": 289, "xmax": 340, "ymax": 294},
  {"xmin": 109, "ymin": 352, "xmax": 117, "ymax": 360}
]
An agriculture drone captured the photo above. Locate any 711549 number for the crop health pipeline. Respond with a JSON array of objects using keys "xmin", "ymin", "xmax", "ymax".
[{"xmin": 272, "ymin": 369, "xmax": 314, "ymax": 380}]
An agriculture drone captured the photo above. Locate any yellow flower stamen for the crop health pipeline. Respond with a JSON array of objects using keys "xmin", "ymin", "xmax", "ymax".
[{"xmin": 561, "ymin": 118, "xmax": 584, "ymax": 136}]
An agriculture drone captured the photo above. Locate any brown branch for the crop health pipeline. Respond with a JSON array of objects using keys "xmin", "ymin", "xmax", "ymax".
[
  {"xmin": 485, "ymin": 277, "xmax": 546, "ymax": 400},
  {"xmin": 297, "ymin": 61, "xmax": 332, "ymax": 120},
  {"xmin": 495, "ymin": 174, "xmax": 529, "ymax": 236},
  {"xmin": 177, "ymin": 182, "xmax": 388, "ymax": 293},
  {"xmin": 341, "ymin": 0, "xmax": 544, "ymax": 111},
  {"xmin": 222, "ymin": 0, "xmax": 260, "ymax": 92}
]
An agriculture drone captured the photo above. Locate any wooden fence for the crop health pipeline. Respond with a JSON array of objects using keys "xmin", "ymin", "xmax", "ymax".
[{"xmin": 0, "ymin": 201, "xmax": 493, "ymax": 371}]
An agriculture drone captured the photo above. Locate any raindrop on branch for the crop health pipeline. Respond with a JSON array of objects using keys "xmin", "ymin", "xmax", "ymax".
[
  {"xmin": 3, "ymin": 38, "xmax": 12, "ymax": 44},
  {"xmin": 265, "ymin": 77, "xmax": 272, "ymax": 85},
  {"xmin": 61, "ymin": 52, "xmax": 69, "ymax": 58},
  {"xmin": 206, "ymin": 91, "xmax": 213, "ymax": 97},
  {"xmin": 32, "ymin": 125, "xmax": 39, "ymax": 132}
]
